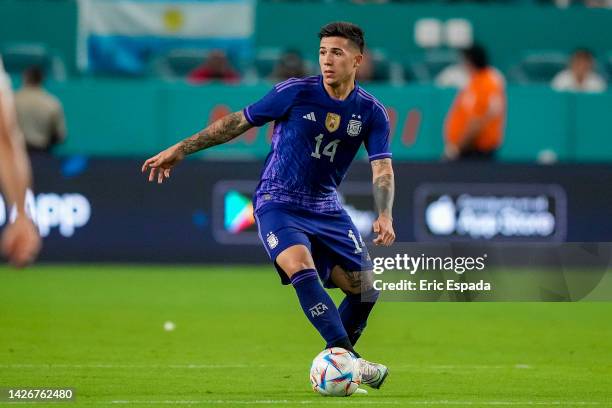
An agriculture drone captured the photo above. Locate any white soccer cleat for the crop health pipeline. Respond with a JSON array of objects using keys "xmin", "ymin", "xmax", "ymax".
[
  {"xmin": 358, "ymin": 358, "xmax": 389, "ymax": 389},
  {"xmin": 353, "ymin": 387, "xmax": 368, "ymax": 395}
]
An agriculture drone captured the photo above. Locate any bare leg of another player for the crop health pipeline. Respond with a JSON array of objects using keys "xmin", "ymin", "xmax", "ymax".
[{"xmin": 0, "ymin": 82, "xmax": 41, "ymax": 267}]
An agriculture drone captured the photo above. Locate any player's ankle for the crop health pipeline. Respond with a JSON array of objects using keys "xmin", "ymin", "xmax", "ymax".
[{"xmin": 326, "ymin": 337, "xmax": 360, "ymax": 358}]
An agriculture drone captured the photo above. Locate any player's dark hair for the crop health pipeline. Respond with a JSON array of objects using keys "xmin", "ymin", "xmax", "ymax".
[
  {"xmin": 462, "ymin": 44, "xmax": 488, "ymax": 70},
  {"xmin": 318, "ymin": 22, "xmax": 365, "ymax": 54},
  {"xmin": 24, "ymin": 66, "xmax": 44, "ymax": 86}
]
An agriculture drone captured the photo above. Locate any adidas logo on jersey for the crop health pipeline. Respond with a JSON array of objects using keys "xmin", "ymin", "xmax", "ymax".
[{"xmin": 302, "ymin": 112, "xmax": 316, "ymax": 122}]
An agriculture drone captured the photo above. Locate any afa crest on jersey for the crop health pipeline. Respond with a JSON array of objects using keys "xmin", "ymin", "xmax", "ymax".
[
  {"xmin": 325, "ymin": 113, "xmax": 341, "ymax": 133},
  {"xmin": 347, "ymin": 119, "xmax": 362, "ymax": 137},
  {"xmin": 266, "ymin": 232, "xmax": 279, "ymax": 249}
]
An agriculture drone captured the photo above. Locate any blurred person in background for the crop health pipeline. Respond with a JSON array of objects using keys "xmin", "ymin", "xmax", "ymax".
[
  {"xmin": 443, "ymin": 44, "xmax": 506, "ymax": 161},
  {"xmin": 188, "ymin": 49, "xmax": 240, "ymax": 84},
  {"xmin": 551, "ymin": 48, "xmax": 607, "ymax": 93},
  {"xmin": 356, "ymin": 50, "xmax": 374, "ymax": 83},
  {"xmin": 0, "ymin": 57, "xmax": 41, "ymax": 267},
  {"xmin": 270, "ymin": 49, "xmax": 308, "ymax": 80},
  {"xmin": 15, "ymin": 66, "xmax": 66, "ymax": 154}
]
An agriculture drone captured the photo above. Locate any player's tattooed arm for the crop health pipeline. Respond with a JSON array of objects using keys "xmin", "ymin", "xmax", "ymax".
[
  {"xmin": 371, "ymin": 158, "xmax": 395, "ymax": 246},
  {"xmin": 371, "ymin": 158, "xmax": 394, "ymax": 218},
  {"xmin": 177, "ymin": 111, "xmax": 253, "ymax": 155},
  {"xmin": 142, "ymin": 111, "xmax": 252, "ymax": 184}
]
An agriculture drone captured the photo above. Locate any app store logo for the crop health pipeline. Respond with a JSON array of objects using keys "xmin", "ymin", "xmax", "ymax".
[
  {"xmin": 415, "ymin": 183, "xmax": 566, "ymax": 242},
  {"xmin": 425, "ymin": 195, "xmax": 456, "ymax": 236}
]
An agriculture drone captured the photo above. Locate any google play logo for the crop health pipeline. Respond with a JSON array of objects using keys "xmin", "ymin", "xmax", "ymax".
[{"xmin": 224, "ymin": 190, "xmax": 255, "ymax": 234}]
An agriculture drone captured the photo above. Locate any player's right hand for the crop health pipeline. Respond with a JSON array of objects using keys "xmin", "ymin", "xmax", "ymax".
[
  {"xmin": 372, "ymin": 215, "xmax": 395, "ymax": 247},
  {"xmin": 1, "ymin": 215, "xmax": 41, "ymax": 268},
  {"xmin": 141, "ymin": 145, "xmax": 185, "ymax": 184}
]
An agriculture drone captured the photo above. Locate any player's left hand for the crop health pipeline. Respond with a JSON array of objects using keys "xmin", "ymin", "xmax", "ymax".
[
  {"xmin": 372, "ymin": 215, "xmax": 395, "ymax": 246},
  {"xmin": 141, "ymin": 144, "xmax": 184, "ymax": 184},
  {"xmin": 1, "ymin": 214, "xmax": 41, "ymax": 268}
]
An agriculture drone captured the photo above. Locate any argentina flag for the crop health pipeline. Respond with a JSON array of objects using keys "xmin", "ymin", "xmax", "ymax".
[{"xmin": 77, "ymin": 0, "xmax": 254, "ymax": 74}]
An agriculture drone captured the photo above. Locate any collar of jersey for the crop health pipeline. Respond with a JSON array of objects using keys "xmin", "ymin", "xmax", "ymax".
[{"xmin": 317, "ymin": 75, "xmax": 359, "ymax": 106}]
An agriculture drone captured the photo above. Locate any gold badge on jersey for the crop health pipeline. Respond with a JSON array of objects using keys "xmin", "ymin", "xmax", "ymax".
[{"xmin": 325, "ymin": 113, "xmax": 341, "ymax": 133}]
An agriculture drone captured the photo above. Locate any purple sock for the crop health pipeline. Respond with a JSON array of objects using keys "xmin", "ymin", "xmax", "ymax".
[
  {"xmin": 339, "ymin": 288, "xmax": 379, "ymax": 346},
  {"xmin": 290, "ymin": 269, "xmax": 351, "ymax": 349}
]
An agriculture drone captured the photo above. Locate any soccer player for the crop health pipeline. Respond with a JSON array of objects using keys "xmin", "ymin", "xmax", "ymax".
[
  {"xmin": 143, "ymin": 22, "xmax": 394, "ymax": 389},
  {"xmin": 0, "ymin": 56, "xmax": 41, "ymax": 267}
]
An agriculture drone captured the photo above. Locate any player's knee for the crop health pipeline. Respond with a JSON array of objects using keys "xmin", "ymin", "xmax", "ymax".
[
  {"xmin": 361, "ymin": 286, "xmax": 380, "ymax": 303},
  {"xmin": 276, "ymin": 245, "xmax": 315, "ymax": 278},
  {"xmin": 340, "ymin": 285, "xmax": 361, "ymax": 296},
  {"xmin": 282, "ymin": 261, "xmax": 315, "ymax": 278},
  {"xmin": 331, "ymin": 266, "xmax": 365, "ymax": 295},
  {"xmin": 341, "ymin": 282, "xmax": 379, "ymax": 303},
  {"xmin": 278, "ymin": 259, "xmax": 315, "ymax": 279},
  {"xmin": 351, "ymin": 273, "xmax": 380, "ymax": 301}
]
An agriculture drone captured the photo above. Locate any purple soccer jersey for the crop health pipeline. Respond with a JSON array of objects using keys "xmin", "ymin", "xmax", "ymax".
[{"xmin": 244, "ymin": 75, "xmax": 392, "ymax": 212}]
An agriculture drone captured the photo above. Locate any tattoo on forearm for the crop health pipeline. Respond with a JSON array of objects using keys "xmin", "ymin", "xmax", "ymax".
[
  {"xmin": 373, "ymin": 173, "xmax": 394, "ymax": 217},
  {"xmin": 178, "ymin": 111, "xmax": 252, "ymax": 155}
]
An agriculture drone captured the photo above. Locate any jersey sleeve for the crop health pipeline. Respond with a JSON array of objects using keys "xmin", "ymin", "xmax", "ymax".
[
  {"xmin": 243, "ymin": 82, "xmax": 298, "ymax": 127},
  {"xmin": 364, "ymin": 104, "xmax": 392, "ymax": 162}
]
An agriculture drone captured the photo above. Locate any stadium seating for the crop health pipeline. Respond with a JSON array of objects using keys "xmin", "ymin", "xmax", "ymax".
[
  {"xmin": 508, "ymin": 51, "xmax": 568, "ymax": 84},
  {"xmin": 404, "ymin": 49, "xmax": 461, "ymax": 83},
  {"xmin": 150, "ymin": 48, "xmax": 211, "ymax": 79},
  {"xmin": 365, "ymin": 48, "xmax": 402, "ymax": 84},
  {"xmin": 1, "ymin": 42, "xmax": 66, "ymax": 81}
]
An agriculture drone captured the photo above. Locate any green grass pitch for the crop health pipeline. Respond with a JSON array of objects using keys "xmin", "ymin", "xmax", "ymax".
[{"xmin": 1, "ymin": 265, "xmax": 611, "ymax": 407}]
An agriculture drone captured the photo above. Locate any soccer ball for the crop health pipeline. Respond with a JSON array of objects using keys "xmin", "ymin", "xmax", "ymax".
[{"xmin": 309, "ymin": 347, "xmax": 361, "ymax": 397}]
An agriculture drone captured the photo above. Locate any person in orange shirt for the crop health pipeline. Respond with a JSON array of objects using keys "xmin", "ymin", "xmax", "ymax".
[{"xmin": 443, "ymin": 45, "xmax": 506, "ymax": 161}]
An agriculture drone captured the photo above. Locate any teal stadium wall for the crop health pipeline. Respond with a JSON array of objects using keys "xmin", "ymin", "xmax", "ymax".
[
  {"xmin": 45, "ymin": 81, "xmax": 612, "ymax": 162},
  {"xmin": 1, "ymin": 1, "xmax": 612, "ymax": 161},
  {"xmin": 0, "ymin": 0, "xmax": 78, "ymax": 75}
]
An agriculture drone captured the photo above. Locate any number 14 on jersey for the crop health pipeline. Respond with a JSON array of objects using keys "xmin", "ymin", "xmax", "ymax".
[{"xmin": 311, "ymin": 134, "xmax": 340, "ymax": 163}]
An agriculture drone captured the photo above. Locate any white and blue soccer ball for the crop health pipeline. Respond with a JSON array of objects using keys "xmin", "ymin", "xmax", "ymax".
[{"xmin": 309, "ymin": 347, "xmax": 361, "ymax": 396}]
